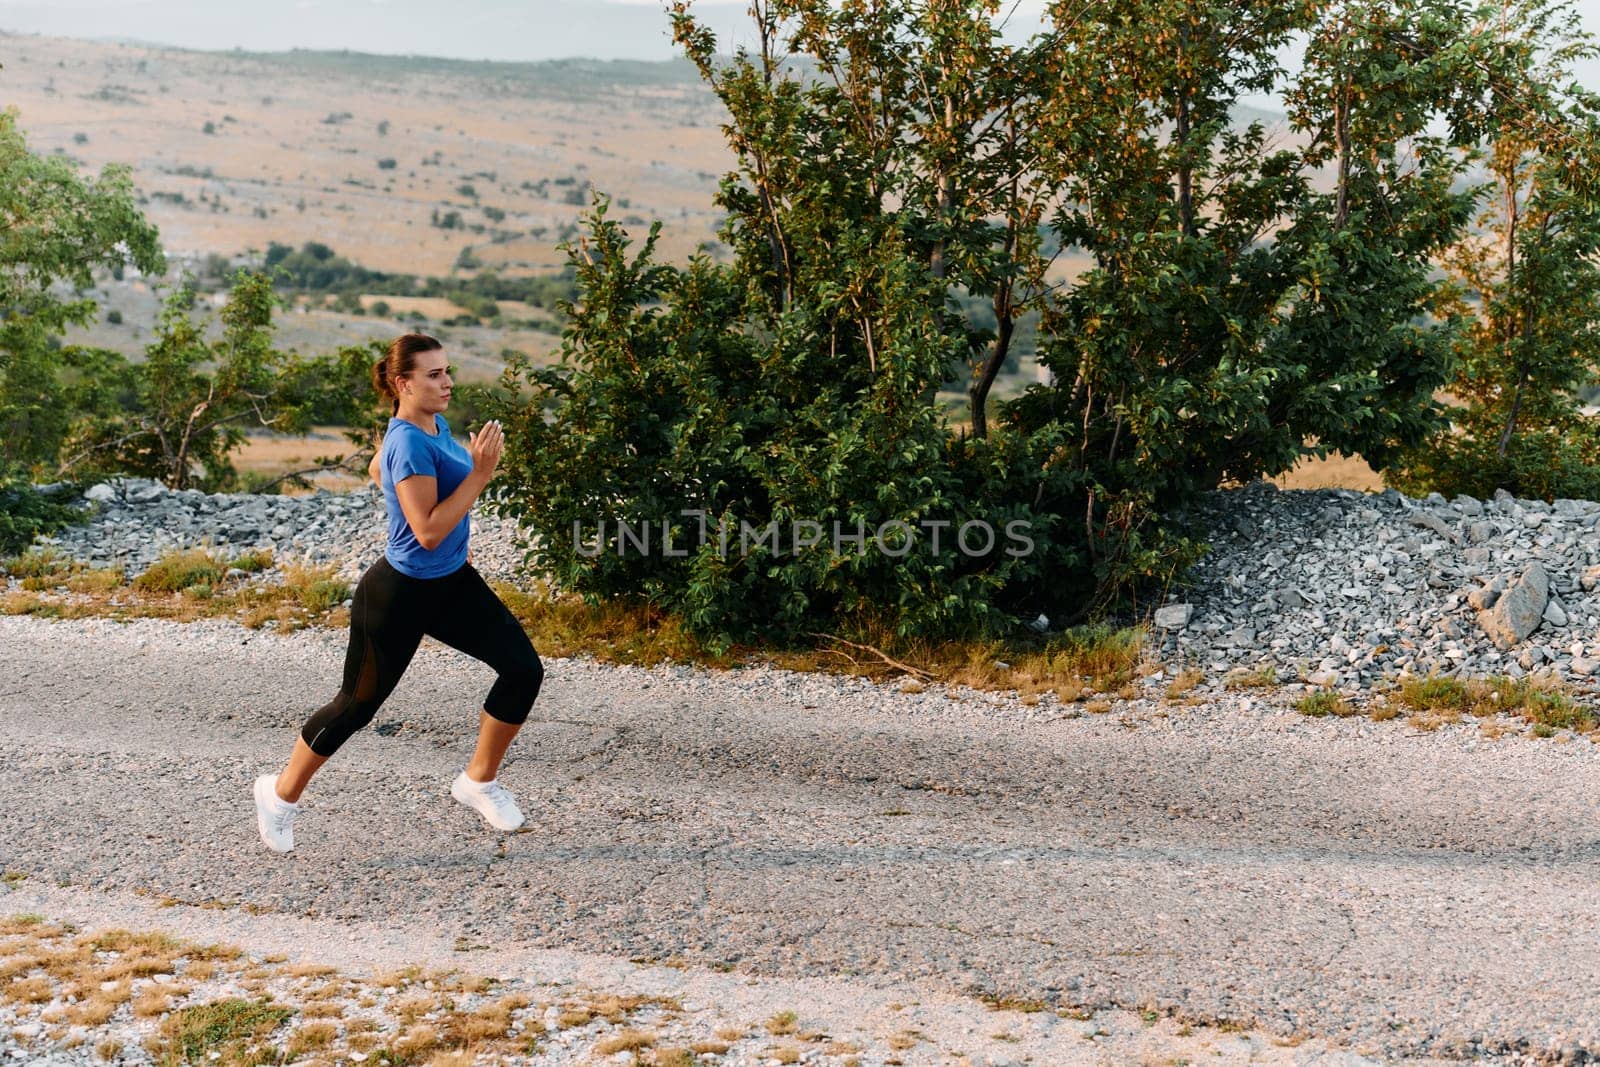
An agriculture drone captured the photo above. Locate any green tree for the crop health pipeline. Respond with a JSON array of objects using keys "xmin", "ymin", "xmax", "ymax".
[
  {"xmin": 0, "ymin": 108, "xmax": 164, "ymax": 474},
  {"xmin": 1388, "ymin": 0, "xmax": 1600, "ymax": 499},
  {"xmin": 489, "ymin": 0, "xmax": 1578, "ymax": 642},
  {"xmin": 0, "ymin": 107, "xmax": 163, "ymax": 551},
  {"xmin": 59, "ymin": 273, "xmax": 371, "ymax": 490}
]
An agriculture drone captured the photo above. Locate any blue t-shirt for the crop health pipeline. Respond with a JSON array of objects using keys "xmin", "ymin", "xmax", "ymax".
[{"xmin": 380, "ymin": 414, "xmax": 472, "ymax": 578}]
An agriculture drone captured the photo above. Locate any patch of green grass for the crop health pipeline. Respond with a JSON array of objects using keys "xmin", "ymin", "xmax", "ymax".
[
  {"xmin": 1224, "ymin": 664, "xmax": 1277, "ymax": 689},
  {"xmin": 1497, "ymin": 678, "xmax": 1596, "ymax": 732},
  {"xmin": 151, "ymin": 998, "xmax": 294, "ymax": 1066},
  {"xmin": 1396, "ymin": 674, "xmax": 1469, "ymax": 713},
  {"xmin": 65, "ymin": 567, "xmax": 124, "ymax": 594},
  {"xmin": 227, "ymin": 549, "xmax": 274, "ymax": 573},
  {"xmin": 1391, "ymin": 673, "xmax": 1597, "ymax": 733},
  {"xmin": 3, "ymin": 548, "xmax": 75, "ymax": 580},
  {"xmin": 6, "ymin": 549, "xmax": 122, "ymax": 594},
  {"xmin": 294, "ymin": 577, "xmax": 350, "ymax": 612},
  {"xmin": 1294, "ymin": 689, "xmax": 1354, "ymax": 718},
  {"xmin": 133, "ymin": 550, "xmax": 226, "ymax": 594}
]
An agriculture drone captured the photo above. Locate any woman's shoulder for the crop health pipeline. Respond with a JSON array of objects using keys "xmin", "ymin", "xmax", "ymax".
[{"xmin": 385, "ymin": 415, "xmax": 450, "ymax": 439}]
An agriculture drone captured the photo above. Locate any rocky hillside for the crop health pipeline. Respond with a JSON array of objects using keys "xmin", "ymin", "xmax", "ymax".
[{"xmin": 1167, "ymin": 481, "xmax": 1600, "ymax": 689}]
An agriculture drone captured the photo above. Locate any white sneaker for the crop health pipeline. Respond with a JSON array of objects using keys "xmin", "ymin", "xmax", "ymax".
[
  {"xmin": 253, "ymin": 774, "xmax": 299, "ymax": 853},
  {"xmin": 451, "ymin": 771, "xmax": 524, "ymax": 831}
]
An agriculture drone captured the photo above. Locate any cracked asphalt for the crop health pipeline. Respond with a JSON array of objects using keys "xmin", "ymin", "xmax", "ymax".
[{"xmin": 4, "ymin": 615, "xmax": 1600, "ymax": 1062}]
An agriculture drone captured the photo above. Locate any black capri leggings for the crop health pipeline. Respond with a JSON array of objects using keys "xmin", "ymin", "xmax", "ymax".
[{"xmin": 301, "ymin": 557, "xmax": 544, "ymax": 757}]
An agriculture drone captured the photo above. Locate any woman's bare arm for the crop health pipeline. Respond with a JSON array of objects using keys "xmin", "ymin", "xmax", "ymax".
[{"xmin": 392, "ymin": 421, "xmax": 503, "ymax": 550}]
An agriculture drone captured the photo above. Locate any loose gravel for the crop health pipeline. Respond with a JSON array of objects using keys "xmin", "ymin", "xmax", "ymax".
[{"xmin": 3, "ymin": 615, "xmax": 1600, "ymax": 1064}]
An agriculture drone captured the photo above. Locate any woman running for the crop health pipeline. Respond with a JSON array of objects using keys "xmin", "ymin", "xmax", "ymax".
[{"xmin": 253, "ymin": 332, "xmax": 544, "ymax": 853}]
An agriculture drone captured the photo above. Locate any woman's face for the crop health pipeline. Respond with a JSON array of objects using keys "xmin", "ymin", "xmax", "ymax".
[{"xmin": 398, "ymin": 349, "xmax": 453, "ymax": 415}]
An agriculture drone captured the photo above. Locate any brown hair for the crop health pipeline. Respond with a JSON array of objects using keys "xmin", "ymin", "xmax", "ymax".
[{"xmin": 372, "ymin": 333, "xmax": 443, "ymax": 415}]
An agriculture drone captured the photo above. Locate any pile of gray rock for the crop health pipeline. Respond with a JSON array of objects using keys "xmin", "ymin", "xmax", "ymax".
[
  {"xmin": 35, "ymin": 478, "xmax": 529, "ymax": 583},
  {"xmin": 1161, "ymin": 481, "xmax": 1600, "ymax": 690}
]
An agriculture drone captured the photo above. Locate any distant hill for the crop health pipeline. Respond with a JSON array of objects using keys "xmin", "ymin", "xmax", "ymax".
[
  {"xmin": 0, "ymin": 1, "xmax": 752, "ymax": 64},
  {"xmin": 0, "ymin": 32, "xmax": 732, "ymax": 277}
]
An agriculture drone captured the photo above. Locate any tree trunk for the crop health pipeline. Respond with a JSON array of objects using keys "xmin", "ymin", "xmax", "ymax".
[
  {"xmin": 1334, "ymin": 81, "xmax": 1351, "ymax": 228},
  {"xmin": 969, "ymin": 298, "xmax": 1014, "ymax": 440}
]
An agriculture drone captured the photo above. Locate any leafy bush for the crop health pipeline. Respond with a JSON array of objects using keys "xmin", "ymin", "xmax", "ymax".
[
  {"xmin": 491, "ymin": 207, "xmax": 1044, "ymax": 647},
  {"xmin": 0, "ymin": 479, "xmax": 83, "ymax": 556}
]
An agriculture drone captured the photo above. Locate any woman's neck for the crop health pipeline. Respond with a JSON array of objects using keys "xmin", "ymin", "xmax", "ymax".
[{"xmin": 395, "ymin": 405, "xmax": 437, "ymax": 434}]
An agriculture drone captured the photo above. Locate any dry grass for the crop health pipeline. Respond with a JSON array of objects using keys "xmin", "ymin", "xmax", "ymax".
[
  {"xmin": 391, "ymin": 992, "xmax": 444, "ymax": 1023},
  {"xmin": 556, "ymin": 1007, "xmax": 594, "ymax": 1028},
  {"xmin": 5, "ymin": 975, "xmax": 53, "ymax": 1004},
  {"xmin": 1271, "ymin": 452, "xmax": 1385, "ymax": 492},
  {"xmin": 9, "ymin": 547, "xmax": 1147, "ymax": 704},
  {"xmin": 2, "ymin": 548, "xmax": 350, "ymax": 633},
  {"xmin": 7, "ymin": 548, "xmax": 126, "ymax": 598},
  {"xmin": 284, "ymin": 961, "xmax": 338, "ymax": 979},
  {"xmin": 231, "ymin": 428, "xmax": 368, "ymax": 495},
  {"xmin": 980, "ymin": 993, "xmax": 1051, "ymax": 1013},
  {"xmin": 285, "ymin": 1021, "xmax": 339, "ymax": 1057},
  {"xmin": 594, "ymin": 1027, "xmax": 656, "ymax": 1055},
  {"xmin": 648, "ymin": 1049, "xmax": 697, "ymax": 1067},
  {"xmin": 496, "ymin": 583, "xmax": 1146, "ymax": 702},
  {"xmin": 888, "ymin": 1029, "xmax": 924, "ymax": 1050},
  {"xmin": 765, "ymin": 1009, "xmax": 800, "ymax": 1035},
  {"xmin": 133, "ymin": 988, "xmax": 182, "ymax": 1018},
  {"xmin": 771, "ymin": 1045, "xmax": 802, "ymax": 1064},
  {"xmin": 394, "ymin": 1023, "xmax": 443, "ymax": 1059}
]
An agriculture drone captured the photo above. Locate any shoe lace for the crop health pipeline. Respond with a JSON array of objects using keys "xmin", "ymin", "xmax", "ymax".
[
  {"xmin": 270, "ymin": 805, "xmax": 296, "ymax": 835},
  {"xmin": 480, "ymin": 780, "xmax": 515, "ymax": 811}
]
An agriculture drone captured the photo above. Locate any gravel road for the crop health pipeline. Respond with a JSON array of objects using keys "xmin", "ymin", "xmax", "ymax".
[{"xmin": 4, "ymin": 615, "xmax": 1600, "ymax": 1063}]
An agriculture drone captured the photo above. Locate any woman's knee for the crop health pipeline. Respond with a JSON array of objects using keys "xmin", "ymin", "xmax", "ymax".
[
  {"xmin": 301, "ymin": 691, "xmax": 381, "ymax": 756},
  {"xmin": 486, "ymin": 650, "xmax": 543, "ymax": 724}
]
